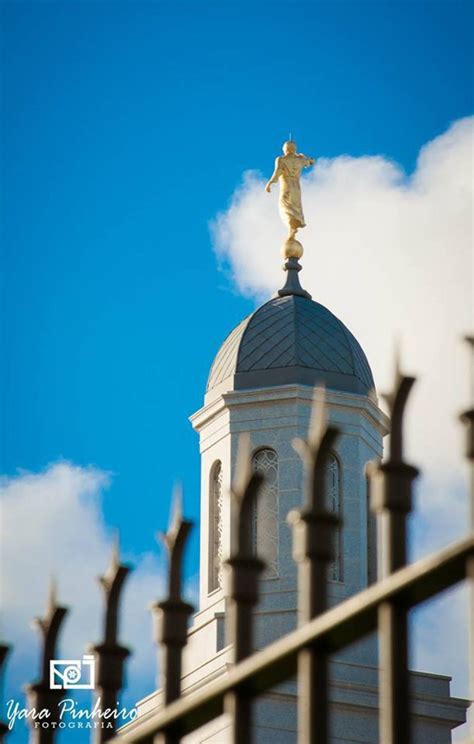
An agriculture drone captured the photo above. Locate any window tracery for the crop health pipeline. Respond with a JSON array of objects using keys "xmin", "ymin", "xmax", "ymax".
[
  {"xmin": 252, "ymin": 449, "xmax": 279, "ymax": 579},
  {"xmin": 326, "ymin": 454, "xmax": 342, "ymax": 582},
  {"xmin": 209, "ymin": 461, "xmax": 223, "ymax": 591}
]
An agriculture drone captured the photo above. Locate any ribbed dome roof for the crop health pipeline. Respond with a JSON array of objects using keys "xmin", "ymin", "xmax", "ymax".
[{"xmin": 207, "ymin": 294, "xmax": 375, "ymax": 399}]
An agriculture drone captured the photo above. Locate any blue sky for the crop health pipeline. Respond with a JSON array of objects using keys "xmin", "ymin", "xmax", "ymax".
[{"xmin": 1, "ymin": 1, "xmax": 473, "ymax": 734}]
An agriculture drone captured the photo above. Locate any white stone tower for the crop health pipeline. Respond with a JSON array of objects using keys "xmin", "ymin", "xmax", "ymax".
[{"xmin": 189, "ymin": 263, "xmax": 387, "ymax": 655}]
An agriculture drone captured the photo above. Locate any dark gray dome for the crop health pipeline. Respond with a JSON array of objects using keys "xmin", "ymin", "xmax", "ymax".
[{"xmin": 207, "ymin": 295, "xmax": 375, "ymax": 398}]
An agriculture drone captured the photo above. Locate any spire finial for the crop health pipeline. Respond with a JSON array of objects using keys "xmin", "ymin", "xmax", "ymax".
[{"xmin": 277, "ymin": 256, "xmax": 312, "ymax": 299}]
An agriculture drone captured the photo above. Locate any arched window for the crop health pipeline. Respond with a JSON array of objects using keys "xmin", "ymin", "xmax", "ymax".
[
  {"xmin": 326, "ymin": 454, "xmax": 342, "ymax": 582},
  {"xmin": 366, "ymin": 474, "xmax": 377, "ymax": 585},
  {"xmin": 209, "ymin": 461, "xmax": 223, "ymax": 592},
  {"xmin": 252, "ymin": 448, "xmax": 279, "ymax": 579}
]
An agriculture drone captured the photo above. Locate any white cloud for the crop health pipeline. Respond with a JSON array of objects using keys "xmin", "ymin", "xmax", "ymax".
[
  {"xmin": 212, "ymin": 117, "xmax": 473, "ymax": 724},
  {"xmin": 0, "ymin": 463, "xmax": 175, "ymax": 739}
]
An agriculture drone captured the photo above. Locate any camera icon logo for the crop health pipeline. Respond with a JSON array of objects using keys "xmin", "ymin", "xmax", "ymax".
[{"xmin": 49, "ymin": 655, "xmax": 95, "ymax": 690}]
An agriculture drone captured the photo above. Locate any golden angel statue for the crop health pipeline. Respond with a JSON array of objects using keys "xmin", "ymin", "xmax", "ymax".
[{"xmin": 265, "ymin": 140, "xmax": 315, "ymax": 256}]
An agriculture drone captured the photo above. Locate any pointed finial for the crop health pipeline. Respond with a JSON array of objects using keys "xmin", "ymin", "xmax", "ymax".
[
  {"xmin": 158, "ymin": 485, "xmax": 192, "ymax": 601},
  {"xmin": 288, "ymin": 389, "xmax": 340, "ymax": 590},
  {"xmin": 30, "ymin": 582, "xmax": 68, "ymax": 688},
  {"xmin": 26, "ymin": 587, "xmax": 68, "ymax": 739},
  {"xmin": 229, "ymin": 434, "xmax": 264, "ymax": 557},
  {"xmin": 170, "ymin": 483, "xmax": 183, "ymax": 530},
  {"xmin": 382, "ymin": 349, "xmax": 415, "ymax": 463},
  {"xmin": 93, "ymin": 536, "xmax": 132, "ymax": 662},
  {"xmin": 291, "ymin": 386, "xmax": 339, "ymax": 511},
  {"xmin": 47, "ymin": 575, "xmax": 58, "ymax": 617},
  {"xmin": 224, "ymin": 434, "xmax": 266, "ymax": 662},
  {"xmin": 465, "ymin": 335, "xmax": 474, "ymax": 402},
  {"xmin": 293, "ymin": 386, "xmax": 327, "ymax": 462},
  {"xmin": 232, "ymin": 434, "xmax": 252, "ymax": 503},
  {"xmin": 35, "ymin": 576, "xmax": 65, "ymax": 633},
  {"xmin": 160, "ymin": 483, "xmax": 185, "ymax": 555},
  {"xmin": 393, "ymin": 337, "xmax": 402, "ymax": 380},
  {"xmin": 295, "ymin": 387, "xmax": 328, "ymax": 451},
  {"xmin": 101, "ymin": 531, "xmax": 124, "ymax": 588},
  {"xmin": 308, "ymin": 386, "xmax": 327, "ymax": 450},
  {"xmin": 111, "ymin": 530, "xmax": 121, "ymax": 571},
  {"xmin": 151, "ymin": 490, "xmax": 194, "ymax": 705}
]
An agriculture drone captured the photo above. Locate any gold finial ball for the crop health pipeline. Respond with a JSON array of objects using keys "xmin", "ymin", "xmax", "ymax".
[{"xmin": 281, "ymin": 236, "xmax": 304, "ymax": 260}]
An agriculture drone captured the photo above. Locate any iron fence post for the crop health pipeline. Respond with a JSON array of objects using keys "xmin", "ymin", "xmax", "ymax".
[
  {"xmin": 25, "ymin": 582, "xmax": 68, "ymax": 744},
  {"xmin": 460, "ymin": 334, "xmax": 474, "ymax": 741},
  {"xmin": 90, "ymin": 540, "xmax": 132, "ymax": 743},
  {"xmin": 289, "ymin": 391, "xmax": 339, "ymax": 744},
  {"xmin": 224, "ymin": 435, "xmax": 265, "ymax": 744},
  {"xmin": 370, "ymin": 369, "xmax": 418, "ymax": 744},
  {"xmin": 151, "ymin": 490, "xmax": 193, "ymax": 744}
]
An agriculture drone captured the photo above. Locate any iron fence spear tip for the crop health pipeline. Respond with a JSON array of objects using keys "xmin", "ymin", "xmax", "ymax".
[
  {"xmin": 308, "ymin": 385, "xmax": 327, "ymax": 450},
  {"xmin": 381, "ymin": 352, "xmax": 416, "ymax": 464},
  {"xmin": 393, "ymin": 337, "xmax": 402, "ymax": 377},
  {"xmin": 232, "ymin": 433, "xmax": 253, "ymax": 499},
  {"xmin": 32, "ymin": 579, "xmax": 67, "ymax": 636},
  {"xmin": 47, "ymin": 575, "xmax": 58, "ymax": 615},
  {"xmin": 171, "ymin": 482, "xmax": 183, "ymax": 523},
  {"xmin": 111, "ymin": 530, "xmax": 121, "ymax": 570},
  {"xmin": 159, "ymin": 484, "xmax": 190, "ymax": 557}
]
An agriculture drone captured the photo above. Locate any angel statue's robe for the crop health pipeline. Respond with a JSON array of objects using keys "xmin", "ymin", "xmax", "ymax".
[{"xmin": 275, "ymin": 154, "xmax": 313, "ymax": 233}]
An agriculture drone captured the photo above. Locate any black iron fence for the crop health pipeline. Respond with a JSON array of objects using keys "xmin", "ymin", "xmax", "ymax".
[{"xmin": 1, "ymin": 343, "xmax": 473, "ymax": 744}]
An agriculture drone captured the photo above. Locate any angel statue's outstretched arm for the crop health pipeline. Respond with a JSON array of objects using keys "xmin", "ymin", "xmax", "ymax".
[
  {"xmin": 265, "ymin": 157, "xmax": 283, "ymax": 193},
  {"xmin": 300, "ymin": 153, "xmax": 316, "ymax": 167}
]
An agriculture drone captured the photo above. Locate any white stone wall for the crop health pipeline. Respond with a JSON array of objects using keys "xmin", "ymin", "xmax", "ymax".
[{"xmin": 190, "ymin": 385, "xmax": 388, "ymax": 623}]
